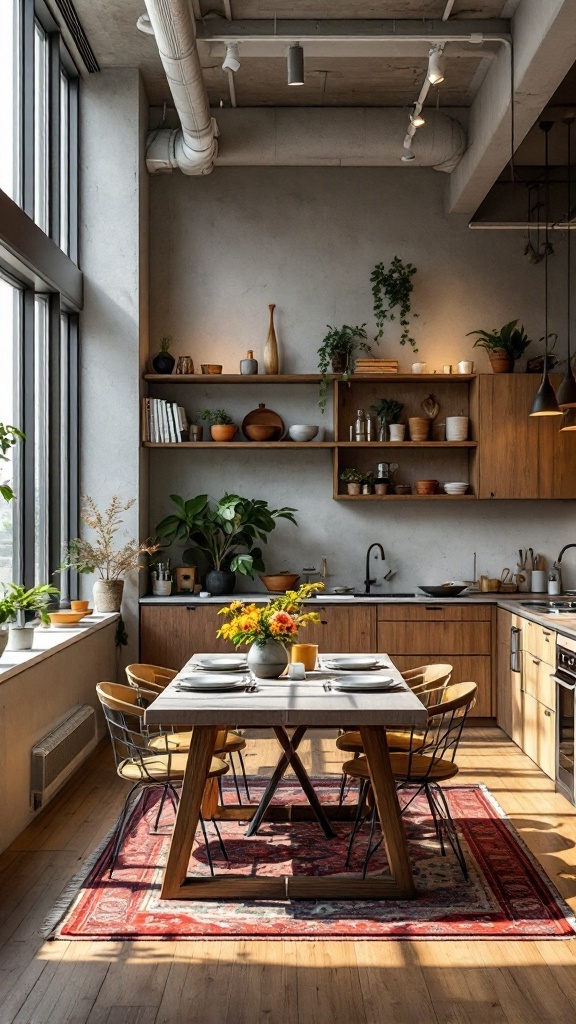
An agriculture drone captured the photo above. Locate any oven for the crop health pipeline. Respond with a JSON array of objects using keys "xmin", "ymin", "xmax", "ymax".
[{"xmin": 554, "ymin": 635, "xmax": 576, "ymax": 805}]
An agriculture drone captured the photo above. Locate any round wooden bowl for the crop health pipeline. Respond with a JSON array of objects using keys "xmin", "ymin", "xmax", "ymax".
[
  {"xmin": 408, "ymin": 417, "xmax": 430, "ymax": 442},
  {"xmin": 201, "ymin": 364, "xmax": 223, "ymax": 374},
  {"xmin": 242, "ymin": 403, "xmax": 284, "ymax": 441},
  {"xmin": 259, "ymin": 573, "xmax": 300, "ymax": 592},
  {"xmin": 415, "ymin": 479, "xmax": 438, "ymax": 494},
  {"xmin": 245, "ymin": 424, "xmax": 278, "ymax": 442}
]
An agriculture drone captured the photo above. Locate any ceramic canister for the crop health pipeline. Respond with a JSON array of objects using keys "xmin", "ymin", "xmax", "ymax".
[{"xmin": 240, "ymin": 350, "xmax": 259, "ymax": 374}]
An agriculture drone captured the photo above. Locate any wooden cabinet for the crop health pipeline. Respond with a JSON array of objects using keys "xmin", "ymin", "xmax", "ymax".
[
  {"xmin": 523, "ymin": 619, "xmax": 555, "ymax": 666},
  {"xmin": 377, "ymin": 603, "xmax": 493, "ymax": 716},
  {"xmin": 496, "ymin": 609, "xmax": 523, "ymax": 745},
  {"xmin": 472, "ymin": 373, "xmax": 576, "ymax": 499},
  {"xmin": 522, "ymin": 650, "xmax": 556, "ymax": 711},
  {"xmin": 522, "ymin": 691, "xmax": 556, "ymax": 779},
  {"xmin": 302, "ymin": 604, "xmax": 377, "ymax": 653},
  {"xmin": 140, "ymin": 603, "xmax": 229, "ymax": 669}
]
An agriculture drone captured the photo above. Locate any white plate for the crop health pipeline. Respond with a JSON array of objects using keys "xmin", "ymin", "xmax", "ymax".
[
  {"xmin": 177, "ymin": 673, "xmax": 248, "ymax": 691},
  {"xmin": 330, "ymin": 674, "xmax": 401, "ymax": 692},
  {"xmin": 195, "ymin": 656, "xmax": 248, "ymax": 672},
  {"xmin": 322, "ymin": 656, "xmax": 381, "ymax": 670}
]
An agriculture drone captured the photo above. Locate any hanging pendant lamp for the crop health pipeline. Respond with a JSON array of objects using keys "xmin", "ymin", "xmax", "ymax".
[
  {"xmin": 530, "ymin": 122, "xmax": 562, "ymax": 417},
  {"xmin": 558, "ymin": 114, "xmax": 576, "ymax": 412}
]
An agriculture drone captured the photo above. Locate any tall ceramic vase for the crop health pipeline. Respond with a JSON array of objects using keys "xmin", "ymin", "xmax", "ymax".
[
  {"xmin": 264, "ymin": 303, "xmax": 279, "ymax": 375},
  {"xmin": 247, "ymin": 639, "xmax": 288, "ymax": 679}
]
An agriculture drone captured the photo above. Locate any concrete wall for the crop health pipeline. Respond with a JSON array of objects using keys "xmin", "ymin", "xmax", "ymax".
[
  {"xmin": 146, "ymin": 166, "xmax": 576, "ymax": 593},
  {"xmin": 79, "ymin": 69, "xmax": 149, "ymax": 661},
  {"xmin": 0, "ymin": 622, "xmax": 116, "ymax": 852}
]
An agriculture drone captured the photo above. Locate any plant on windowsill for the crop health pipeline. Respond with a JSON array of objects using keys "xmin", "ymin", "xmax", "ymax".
[
  {"xmin": 466, "ymin": 319, "xmax": 533, "ymax": 373},
  {"xmin": 155, "ymin": 493, "xmax": 298, "ymax": 596},
  {"xmin": 200, "ymin": 408, "xmax": 238, "ymax": 442},
  {"xmin": 0, "ymin": 583, "xmax": 60, "ymax": 653},
  {"xmin": 371, "ymin": 256, "xmax": 419, "ymax": 352},
  {"xmin": 317, "ymin": 324, "xmax": 371, "ymax": 412},
  {"xmin": 61, "ymin": 496, "xmax": 159, "ymax": 612},
  {"xmin": 152, "ymin": 335, "xmax": 176, "ymax": 375},
  {"xmin": 339, "ymin": 467, "xmax": 364, "ymax": 495},
  {"xmin": 0, "ymin": 423, "xmax": 25, "ymax": 503}
]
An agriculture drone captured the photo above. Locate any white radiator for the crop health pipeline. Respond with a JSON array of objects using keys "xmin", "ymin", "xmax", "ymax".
[{"xmin": 31, "ymin": 704, "xmax": 97, "ymax": 809}]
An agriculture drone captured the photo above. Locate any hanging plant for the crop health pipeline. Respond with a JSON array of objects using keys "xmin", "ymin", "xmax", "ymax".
[{"xmin": 370, "ymin": 256, "xmax": 419, "ymax": 352}]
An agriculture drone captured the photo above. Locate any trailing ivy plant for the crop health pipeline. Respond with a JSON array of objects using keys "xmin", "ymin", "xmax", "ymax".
[
  {"xmin": 370, "ymin": 256, "xmax": 419, "ymax": 352},
  {"xmin": 317, "ymin": 323, "xmax": 370, "ymax": 412}
]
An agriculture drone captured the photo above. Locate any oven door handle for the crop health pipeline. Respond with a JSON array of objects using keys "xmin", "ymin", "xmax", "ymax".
[{"xmin": 552, "ymin": 674, "xmax": 576, "ymax": 691}]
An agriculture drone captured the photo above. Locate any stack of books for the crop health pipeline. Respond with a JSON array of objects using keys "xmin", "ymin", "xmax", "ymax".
[
  {"xmin": 354, "ymin": 358, "xmax": 399, "ymax": 374},
  {"xmin": 142, "ymin": 398, "xmax": 188, "ymax": 443}
]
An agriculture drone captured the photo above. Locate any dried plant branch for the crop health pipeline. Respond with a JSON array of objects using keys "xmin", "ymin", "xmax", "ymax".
[{"xmin": 62, "ymin": 495, "xmax": 158, "ymax": 580}]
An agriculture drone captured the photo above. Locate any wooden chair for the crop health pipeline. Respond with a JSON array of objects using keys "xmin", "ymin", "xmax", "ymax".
[
  {"xmin": 96, "ymin": 682, "xmax": 229, "ymax": 877},
  {"xmin": 342, "ymin": 681, "xmax": 477, "ymax": 879},
  {"xmin": 126, "ymin": 663, "xmax": 252, "ymax": 802}
]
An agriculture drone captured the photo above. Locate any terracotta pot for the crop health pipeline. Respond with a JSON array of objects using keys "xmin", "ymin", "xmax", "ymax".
[
  {"xmin": 374, "ymin": 483, "xmax": 389, "ymax": 495},
  {"xmin": 93, "ymin": 579, "xmax": 124, "ymax": 613},
  {"xmin": 247, "ymin": 639, "xmax": 289, "ymax": 679},
  {"xmin": 346, "ymin": 482, "xmax": 361, "ymax": 495},
  {"xmin": 489, "ymin": 349, "xmax": 514, "ymax": 373},
  {"xmin": 210, "ymin": 424, "xmax": 237, "ymax": 442}
]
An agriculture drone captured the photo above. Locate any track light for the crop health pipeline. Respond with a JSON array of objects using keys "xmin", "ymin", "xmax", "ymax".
[
  {"xmin": 287, "ymin": 43, "xmax": 304, "ymax": 86},
  {"xmin": 411, "ymin": 109, "xmax": 426, "ymax": 128},
  {"xmin": 222, "ymin": 42, "xmax": 240, "ymax": 74},
  {"xmin": 401, "ymin": 148, "xmax": 416, "ymax": 162},
  {"xmin": 427, "ymin": 44, "xmax": 445, "ymax": 86}
]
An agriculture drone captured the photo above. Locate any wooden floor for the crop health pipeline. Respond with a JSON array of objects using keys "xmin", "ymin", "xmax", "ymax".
[{"xmin": 2, "ymin": 727, "xmax": 576, "ymax": 1023}]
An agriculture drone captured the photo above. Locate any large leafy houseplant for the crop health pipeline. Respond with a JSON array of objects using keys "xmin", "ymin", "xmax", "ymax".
[
  {"xmin": 467, "ymin": 319, "xmax": 532, "ymax": 372},
  {"xmin": 155, "ymin": 494, "xmax": 298, "ymax": 592},
  {"xmin": 317, "ymin": 323, "xmax": 370, "ymax": 412},
  {"xmin": 371, "ymin": 256, "xmax": 418, "ymax": 351}
]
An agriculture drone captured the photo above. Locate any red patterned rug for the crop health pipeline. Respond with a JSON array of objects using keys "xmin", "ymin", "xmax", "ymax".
[{"xmin": 46, "ymin": 779, "xmax": 575, "ymax": 940}]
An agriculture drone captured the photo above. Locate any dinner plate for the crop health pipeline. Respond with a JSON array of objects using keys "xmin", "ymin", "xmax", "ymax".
[
  {"xmin": 330, "ymin": 673, "xmax": 401, "ymax": 692},
  {"xmin": 322, "ymin": 656, "xmax": 382, "ymax": 671},
  {"xmin": 177, "ymin": 673, "xmax": 248, "ymax": 691},
  {"xmin": 195, "ymin": 656, "xmax": 248, "ymax": 672}
]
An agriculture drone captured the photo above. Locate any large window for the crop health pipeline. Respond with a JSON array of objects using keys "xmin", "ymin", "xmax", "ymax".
[
  {"xmin": 0, "ymin": 0, "xmax": 20, "ymax": 202},
  {"xmin": 34, "ymin": 295, "xmax": 49, "ymax": 583},
  {"xmin": 33, "ymin": 19, "xmax": 49, "ymax": 233},
  {"xmin": 0, "ymin": 277, "xmax": 22, "ymax": 586}
]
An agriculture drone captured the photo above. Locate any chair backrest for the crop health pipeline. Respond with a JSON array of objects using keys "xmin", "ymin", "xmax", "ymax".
[
  {"xmin": 402, "ymin": 664, "xmax": 453, "ymax": 694},
  {"xmin": 96, "ymin": 682, "xmax": 151, "ymax": 768},
  {"xmin": 414, "ymin": 681, "xmax": 477, "ymax": 768},
  {"xmin": 126, "ymin": 664, "xmax": 177, "ymax": 692}
]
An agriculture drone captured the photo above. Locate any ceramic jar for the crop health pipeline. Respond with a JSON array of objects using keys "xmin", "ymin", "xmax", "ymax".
[
  {"xmin": 93, "ymin": 579, "xmax": 124, "ymax": 612},
  {"xmin": 445, "ymin": 416, "xmax": 469, "ymax": 441},
  {"xmin": 240, "ymin": 350, "xmax": 258, "ymax": 374},
  {"xmin": 247, "ymin": 639, "xmax": 289, "ymax": 679}
]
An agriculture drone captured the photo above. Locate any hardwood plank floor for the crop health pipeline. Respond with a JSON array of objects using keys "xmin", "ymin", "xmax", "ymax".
[{"xmin": 1, "ymin": 728, "xmax": 576, "ymax": 1024}]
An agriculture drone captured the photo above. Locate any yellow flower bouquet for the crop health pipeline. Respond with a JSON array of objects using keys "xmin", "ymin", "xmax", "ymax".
[{"xmin": 217, "ymin": 582, "xmax": 324, "ymax": 648}]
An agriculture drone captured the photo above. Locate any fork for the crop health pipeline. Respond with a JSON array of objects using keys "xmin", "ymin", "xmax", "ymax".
[{"xmin": 323, "ymin": 680, "xmax": 333, "ymax": 692}]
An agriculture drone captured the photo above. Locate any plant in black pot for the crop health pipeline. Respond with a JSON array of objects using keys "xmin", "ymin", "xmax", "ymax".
[
  {"xmin": 152, "ymin": 335, "xmax": 176, "ymax": 375},
  {"xmin": 317, "ymin": 323, "xmax": 371, "ymax": 412},
  {"xmin": 155, "ymin": 494, "xmax": 298, "ymax": 596}
]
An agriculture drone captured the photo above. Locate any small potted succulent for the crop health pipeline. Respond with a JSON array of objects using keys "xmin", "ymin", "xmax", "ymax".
[
  {"xmin": 466, "ymin": 319, "xmax": 532, "ymax": 373},
  {"xmin": 152, "ymin": 335, "xmax": 176, "ymax": 375},
  {"xmin": 201, "ymin": 408, "xmax": 238, "ymax": 442},
  {"xmin": 1, "ymin": 583, "xmax": 59, "ymax": 652},
  {"xmin": 317, "ymin": 324, "xmax": 372, "ymax": 412},
  {"xmin": 340, "ymin": 468, "xmax": 364, "ymax": 495}
]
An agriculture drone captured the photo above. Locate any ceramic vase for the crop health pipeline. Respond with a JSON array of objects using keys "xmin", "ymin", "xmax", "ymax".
[
  {"xmin": 7, "ymin": 625, "xmax": 35, "ymax": 652},
  {"xmin": 152, "ymin": 352, "xmax": 175, "ymax": 374},
  {"xmin": 247, "ymin": 639, "xmax": 289, "ymax": 679},
  {"xmin": 205, "ymin": 569, "xmax": 236, "ymax": 596},
  {"xmin": 264, "ymin": 304, "xmax": 279, "ymax": 374},
  {"xmin": 240, "ymin": 350, "xmax": 258, "ymax": 375},
  {"xmin": 93, "ymin": 579, "xmax": 124, "ymax": 612}
]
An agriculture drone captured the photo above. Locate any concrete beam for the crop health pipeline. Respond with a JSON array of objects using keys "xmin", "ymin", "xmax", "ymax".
[{"xmin": 449, "ymin": 0, "xmax": 576, "ymax": 216}]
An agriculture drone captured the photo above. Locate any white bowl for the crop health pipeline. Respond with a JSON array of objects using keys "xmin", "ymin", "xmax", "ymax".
[{"xmin": 289, "ymin": 424, "xmax": 319, "ymax": 442}]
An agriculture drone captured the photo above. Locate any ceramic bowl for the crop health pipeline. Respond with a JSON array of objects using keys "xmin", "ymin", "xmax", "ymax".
[
  {"xmin": 259, "ymin": 573, "xmax": 300, "ymax": 592},
  {"xmin": 200, "ymin": 364, "xmax": 222, "ymax": 374},
  {"xmin": 288, "ymin": 425, "xmax": 319, "ymax": 442},
  {"xmin": 245, "ymin": 424, "xmax": 278, "ymax": 442},
  {"xmin": 48, "ymin": 611, "xmax": 87, "ymax": 627}
]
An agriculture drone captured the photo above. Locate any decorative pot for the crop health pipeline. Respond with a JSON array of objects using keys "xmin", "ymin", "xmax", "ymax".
[
  {"xmin": 152, "ymin": 352, "xmax": 175, "ymax": 374},
  {"xmin": 488, "ymin": 349, "xmax": 514, "ymax": 373},
  {"xmin": 205, "ymin": 569, "xmax": 236, "ymax": 596},
  {"xmin": 7, "ymin": 625, "xmax": 35, "ymax": 652},
  {"xmin": 247, "ymin": 639, "xmax": 289, "ymax": 679},
  {"xmin": 331, "ymin": 352, "xmax": 347, "ymax": 374},
  {"xmin": 93, "ymin": 579, "xmax": 124, "ymax": 612},
  {"xmin": 210, "ymin": 424, "xmax": 237, "ymax": 442},
  {"xmin": 346, "ymin": 482, "xmax": 361, "ymax": 495},
  {"xmin": 264, "ymin": 303, "xmax": 279, "ymax": 374},
  {"xmin": 0, "ymin": 629, "xmax": 8, "ymax": 657},
  {"xmin": 240, "ymin": 350, "xmax": 258, "ymax": 375}
]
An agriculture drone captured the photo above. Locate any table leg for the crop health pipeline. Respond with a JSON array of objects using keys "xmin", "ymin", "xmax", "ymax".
[
  {"xmin": 160, "ymin": 724, "xmax": 219, "ymax": 899},
  {"xmin": 273, "ymin": 727, "xmax": 337, "ymax": 839},
  {"xmin": 359, "ymin": 725, "xmax": 415, "ymax": 898},
  {"xmin": 245, "ymin": 725, "xmax": 307, "ymax": 837}
]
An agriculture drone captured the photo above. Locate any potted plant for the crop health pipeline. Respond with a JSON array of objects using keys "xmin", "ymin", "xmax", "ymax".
[
  {"xmin": 1, "ymin": 583, "xmax": 59, "ymax": 652},
  {"xmin": 317, "ymin": 324, "xmax": 371, "ymax": 412},
  {"xmin": 371, "ymin": 256, "xmax": 419, "ymax": 351},
  {"xmin": 152, "ymin": 335, "xmax": 176, "ymax": 375},
  {"xmin": 201, "ymin": 408, "xmax": 238, "ymax": 442},
  {"xmin": 62, "ymin": 496, "xmax": 158, "ymax": 612},
  {"xmin": 361, "ymin": 472, "xmax": 375, "ymax": 495},
  {"xmin": 466, "ymin": 319, "xmax": 532, "ymax": 373},
  {"xmin": 339, "ymin": 468, "xmax": 364, "ymax": 495},
  {"xmin": 217, "ymin": 582, "xmax": 323, "ymax": 678},
  {"xmin": 155, "ymin": 493, "xmax": 298, "ymax": 596},
  {"xmin": 370, "ymin": 398, "xmax": 404, "ymax": 441}
]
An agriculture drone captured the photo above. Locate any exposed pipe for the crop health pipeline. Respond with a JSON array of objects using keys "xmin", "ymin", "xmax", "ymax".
[
  {"xmin": 144, "ymin": 0, "xmax": 218, "ymax": 175},
  {"xmin": 442, "ymin": 0, "xmax": 456, "ymax": 20}
]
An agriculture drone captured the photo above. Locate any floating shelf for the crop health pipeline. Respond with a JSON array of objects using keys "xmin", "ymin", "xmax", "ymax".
[
  {"xmin": 144, "ymin": 373, "xmax": 476, "ymax": 384},
  {"xmin": 335, "ymin": 493, "xmax": 477, "ymax": 501},
  {"xmin": 336, "ymin": 441, "xmax": 477, "ymax": 448},
  {"xmin": 143, "ymin": 441, "xmax": 336, "ymax": 449}
]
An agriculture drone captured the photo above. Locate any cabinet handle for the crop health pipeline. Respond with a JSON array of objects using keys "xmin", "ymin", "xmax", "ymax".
[
  {"xmin": 186, "ymin": 606, "xmax": 197, "ymax": 612},
  {"xmin": 544, "ymin": 709, "xmax": 551, "ymax": 717},
  {"xmin": 424, "ymin": 606, "xmax": 444, "ymax": 612},
  {"xmin": 321, "ymin": 620, "xmax": 328, "ymax": 626},
  {"xmin": 543, "ymin": 631, "xmax": 551, "ymax": 638}
]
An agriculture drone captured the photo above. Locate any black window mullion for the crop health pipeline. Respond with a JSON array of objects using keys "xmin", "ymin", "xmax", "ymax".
[
  {"xmin": 48, "ymin": 32, "xmax": 61, "ymax": 244},
  {"xmin": 67, "ymin": 314, "xmax": 79, "ymax": 600},
  {"xmin": 21, "ymin": 289, "xmax": 36, "ymax": 589},
  {"xmin": 68, "ymin": 77, "xmax": 78, "ymax": 264},
  {"xmin": 22, "ymin": 0, "xmax": 35, "ymax": 218},
  {"xmin": 48, "ymin": 293, "xmax": 61, "ymax": 582}
]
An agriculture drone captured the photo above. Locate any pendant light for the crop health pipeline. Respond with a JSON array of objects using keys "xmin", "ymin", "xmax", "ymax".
[
  {"xmin": 558, "ymin": 113, "xmax": 576, "ymax": 413},
  {"xmin": 530, "ymin": 122, "xmax": 562, "ymax": 417},
  {"xmin": 287, "ymin": 43, "xmax": 305, "ymax": 86}
]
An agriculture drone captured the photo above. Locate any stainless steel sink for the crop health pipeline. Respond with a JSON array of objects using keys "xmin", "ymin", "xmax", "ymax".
[{"xmin": 521, "ymin": 601, "xmax": 576, "ymax": 614}]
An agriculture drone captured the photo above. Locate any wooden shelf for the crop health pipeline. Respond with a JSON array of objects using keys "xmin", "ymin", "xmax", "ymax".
[
  {"xmin": 334, "ymin": 492, "xmax": 477, "ymax": 501},
  {"xmin": 336, "ymin": 441, "xmax": 477, "ymax": 448},
  {"xmin": 144, "ymin": 373, "xmax": 324, "ymax": 384},
  {"xmin": 344, "ymin": 374, "xmax": 476, "ymax": 383},
  {"xmin": 143, "ymin": 441, "xmax": 336, "ymax": 449}
]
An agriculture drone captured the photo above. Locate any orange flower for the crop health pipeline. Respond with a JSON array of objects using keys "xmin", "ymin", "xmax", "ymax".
[{"xmin": 268, "ymin": 610, "xmax": 297, "ymax": 635}]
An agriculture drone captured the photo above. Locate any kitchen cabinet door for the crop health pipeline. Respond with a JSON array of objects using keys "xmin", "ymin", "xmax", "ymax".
[
  {"xmin": 389, "ymin": 654, "xmax": 492, "ymax": 717},
  {"xmin": 304, "ymin": 604, "xmax": 376, "ymax": 653},
  {"xmin": 475, "ymin": 375, "xmax": 541, "ymax": 499},
  {"xmin": 496, "ymin": 611, "xmax": 523, "ymax": 745},
  {"xmin": 377, "ymin": 620, "xmax": 491, "ymax": 656},
  {"xmin": 522, "ymin": 691, "xmax": 556, "ymax": 779},
  {"xmin": 523, "ymin": 619, "xmax": 555, "ymax": 666},
  {"xmin": 140, "ymin": 604, "xmax": 229, "ymax": 669},
  {"xmin": 522, "ymin": 651, "xmax": 556, "ymax": 711}
]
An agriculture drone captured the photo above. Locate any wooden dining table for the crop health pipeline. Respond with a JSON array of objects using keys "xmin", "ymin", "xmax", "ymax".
[{"xmin": 144, "ymin": 653, "xmax": 427, "ymax": 901}]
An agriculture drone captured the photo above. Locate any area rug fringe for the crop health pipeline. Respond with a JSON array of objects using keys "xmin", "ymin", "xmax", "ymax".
[{"xmin": 41, "ymin": 823, "xmax": 116, "ymax": 939}]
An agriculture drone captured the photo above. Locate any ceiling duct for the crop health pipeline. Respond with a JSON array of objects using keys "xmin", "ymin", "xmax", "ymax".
[{"xmin": 144, "ymin": 0, "xmax": 218, "ymax": 175}]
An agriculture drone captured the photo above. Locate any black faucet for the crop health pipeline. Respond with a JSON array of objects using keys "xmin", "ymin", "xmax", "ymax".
[
  {"xmin": 365, "ymin": 543, "xmax": 385, "ymax": 594},
  {"xmin": 555, "ymin": 544, "xmax": 576, "ymax": 592}
]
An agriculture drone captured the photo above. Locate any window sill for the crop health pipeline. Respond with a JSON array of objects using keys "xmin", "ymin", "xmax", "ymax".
[{"xmin": 0, "ymin": 613, "xmax": 119, "ymax": 685}]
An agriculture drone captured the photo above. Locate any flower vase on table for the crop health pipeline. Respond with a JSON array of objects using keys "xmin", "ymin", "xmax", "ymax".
[{"xmin": 217, "ymin": 582, "xmax": 324, "ymax": 679}]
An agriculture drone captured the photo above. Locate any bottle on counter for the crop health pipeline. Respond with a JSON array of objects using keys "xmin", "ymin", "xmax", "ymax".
[{"xmin": 354, "ymin": 409, "xmax": 366, "ymax": 441}]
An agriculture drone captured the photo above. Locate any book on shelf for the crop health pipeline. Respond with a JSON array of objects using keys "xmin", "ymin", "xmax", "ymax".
[{"xmin": 143, "ymin": 398, "xmax": 186, "ymax": 443}]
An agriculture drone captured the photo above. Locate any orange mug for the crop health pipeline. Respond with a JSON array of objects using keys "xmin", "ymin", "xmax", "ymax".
[
  {"xmin": 290, "ymin": 644, "xmax": 318, "ymax": 671},
  {"xmin": 71, "ymin": 600, "xmax": 89, "ymax": 612}
]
